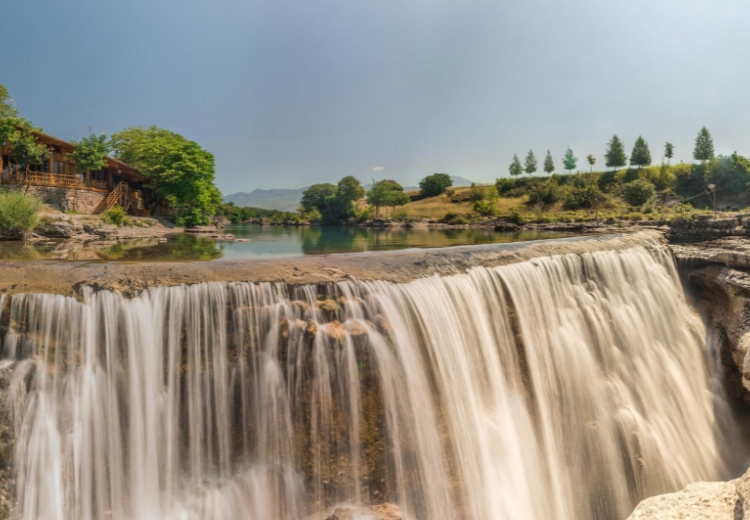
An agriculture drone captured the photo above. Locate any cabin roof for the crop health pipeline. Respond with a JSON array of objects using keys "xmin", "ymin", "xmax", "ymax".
[{"xmin": 32, "ymin": 131, "xmax": 147, "ymax": 184}]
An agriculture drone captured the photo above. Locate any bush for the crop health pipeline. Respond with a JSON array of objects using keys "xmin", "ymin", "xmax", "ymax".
[
  {"xmin": 473, "ymin": 199, "xmax": 497, "ymax": 216},
  {"xmin": 527, "ymin": 181, "xmax": 561, "ymax": 207},
  {"xmin": 507, "ymin": 206, "xmax": 525, "ymax": 225},
  {"xmin": 0, "ymin": 190, "xmax": 41, "ymax": 239},
  {"xmin": 622, "ymin": 179, "xmax": 656, "ymax": 207},
  {"xmin": 102, "ymin": 205, "xmax": 126, "ymax": 227},
  {"xmin": 439, "ymin": 211, "xmax": 469, "ymax": 225}
]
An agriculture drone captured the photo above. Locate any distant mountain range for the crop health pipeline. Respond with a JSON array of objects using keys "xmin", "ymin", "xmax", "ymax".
[{"xmin": 223, "ymin": 175, "xmax": 475, "ymax": 211}]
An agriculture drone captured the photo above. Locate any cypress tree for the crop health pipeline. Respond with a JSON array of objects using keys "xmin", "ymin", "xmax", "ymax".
[
  {"xmin": 586, "ymin": 154, "xmax": 596, "ymax": 173},
  {"xmin": 543, "ymin": 150, "xmax": 555, "ymax": 175},
  {"xmin": 693, "ymin": 127, "xmax": 715, "ymax": 164},
  {"xmin": 664, "ymin": 142, "xmax": 674, "ymax": 165},
  {"xmin": 605, "ymin": 135, "xmax": 627, "ymax": 170},
  {"xmin": 524, "ymin": 150, "xmax": 537, "ymax": 175},
  {"xmin": 629, "ymin": 135, "xmax": 652, "ymax": 169},
  {"xmin": 509, "ymin": 154, "xmax": 523, "ymax": 176}
]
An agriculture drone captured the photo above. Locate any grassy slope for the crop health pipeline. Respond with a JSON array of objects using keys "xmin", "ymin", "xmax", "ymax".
[
  {"xmin": 398, "ymin": 187, "xmax": 523, "ymax": 220},
  {"xmin": 394, "ymin": 185, "xmax": 710, "ymax": 223}
]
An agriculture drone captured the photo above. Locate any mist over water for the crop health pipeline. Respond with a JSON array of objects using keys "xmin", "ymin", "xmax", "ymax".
[{"xmin": 0, "ymin": 244, "xmax": 731, "ymax": 519}]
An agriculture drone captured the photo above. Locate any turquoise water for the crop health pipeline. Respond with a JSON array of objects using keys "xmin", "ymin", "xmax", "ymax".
[{"xmin": 0, "ymin": 225, "xmax": 581, "ymax": 261}]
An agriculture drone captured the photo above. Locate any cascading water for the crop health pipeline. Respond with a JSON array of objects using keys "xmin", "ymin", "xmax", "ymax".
[{"xmin": 0, "ymin": 243, "xmax": 733, "ymax": 520}]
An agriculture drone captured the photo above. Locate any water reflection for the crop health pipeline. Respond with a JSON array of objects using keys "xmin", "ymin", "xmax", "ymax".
[{"xmin": 0, "ymin": 225, "xmax": 579, "ymax": 262}]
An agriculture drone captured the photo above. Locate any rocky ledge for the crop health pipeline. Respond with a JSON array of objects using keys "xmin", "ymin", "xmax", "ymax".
[
  {"xmin": 0, "ymin": 231, "xmax": 664, "ymax": 298},
  {"xmin": 627, "ymin": 468, "xmax": 750, "ymax": 519}
]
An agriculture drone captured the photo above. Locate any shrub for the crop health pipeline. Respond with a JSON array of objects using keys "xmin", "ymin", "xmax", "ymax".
[
  {"xmin": 0, "ymin": 190, "xmax": 41, "ymax": 239},
  {"xmin": 473, "ymin": 199, "xmax": 497, "ymax": 216},
  {"xmin": 622, "ymin": 179, "xmax": 656, "ymax": 207},
  {"xmin": 507, "ymin": 206, "xmax": 525, "ymax": 225},
  {"xmin": 439, "ymin": 211, "xmax": 469, "ymax": 225},
  {"xmin": 527, "ymin": 181, "xmax": 561, "ymax": 207},
  {"xmin": 102, "ymin": 205, "xmax": 126, "ymax": 227}
]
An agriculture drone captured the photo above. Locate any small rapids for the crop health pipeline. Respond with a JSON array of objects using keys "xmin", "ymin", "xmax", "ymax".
[{"xmin": 0, "ymin": 244, "xmax": 732, "ymax": 519}]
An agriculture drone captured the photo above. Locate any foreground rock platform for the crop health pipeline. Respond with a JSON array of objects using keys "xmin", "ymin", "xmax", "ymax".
[
  {"xmin": 627, "ymin": 465, "xmax": 750, "ymax": 519},
  {"xmin": 0, "ymin": 231, "xmax": 665, "ymax": 298}
]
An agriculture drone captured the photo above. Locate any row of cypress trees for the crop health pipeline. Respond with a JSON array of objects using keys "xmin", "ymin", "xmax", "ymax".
[{"xmin": 509, "ymin": 127, "xmax": 716, "ymax": 176}]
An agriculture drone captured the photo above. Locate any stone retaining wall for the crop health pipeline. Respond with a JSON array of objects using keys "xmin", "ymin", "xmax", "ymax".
[{"xmin": 2, "ymin": 184, "xmax": 105, "ymax": 214}]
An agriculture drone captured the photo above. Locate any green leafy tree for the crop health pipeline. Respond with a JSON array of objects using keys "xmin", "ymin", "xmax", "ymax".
[
  {"xmin": 563, "ymin": 148, "xmax": 577, "ymax": 174},
  {"xmin": 586, "ymin": 154, "xmax": 596, "ymax": 173},
  {"xmin": 12, "ymin": 129, "xmax": 51, "ymax": 192},
  {"xmin": 300, "ymin": 183, "xmax": 337, "ymax": 213},
  {"xmin": 367, "ymin": 179, "xmax": 409, "ymax": 216},
  {"xmin": 622, "ymin": 179, "xmax": 655, "ymax": 207},
  {"xmin": 336, "ymin": 176, "xmax": 365, "ymax": 203},
  {"xmin": 0, "ymin": 84, "xmax": 17, "ymax": 120},
  {"xmin": 524, "ymin": 150, "xmax": 537, "ymax": 175},
  {"xmin": 110, "ymin": 126, "xmax": 222, "ymax": 226},
  {"xmin": 629, "ymin": 135, "xmax": 652, "ymax": 169},
  {"xmin": 664, "ymin": 142, "xmax": 674, "ymax": 165},
  {"xmin": 543, "ymin": 150, "xmax": 555, "ymax": 175},
  {"xmin": 68, "ymin": 134, "xmax": 110, "ymax": 178},
  {"xmin": 419, "ymin": 173, "xmax": 452, "ymax": 197},
  {"xmin": 322, "ymin": 176, "xmax": 366, "ymax": 224},
  {"xmin": 509, "ymin": 154, "xmax": 523, "ymax": 176},
  {"xmin": 605, "ymin": 135, "xmax": 627, "ymax": 170},
  {"xmin": 693, "ymin": 127, "xmax": 715, "ymax": 164},
  {"xmin": 0, "ymin": 84, "xmax": 32, "ymax": 177}
]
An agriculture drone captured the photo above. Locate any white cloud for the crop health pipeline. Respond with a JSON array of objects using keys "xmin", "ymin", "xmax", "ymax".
[{"xmin": 372, "ymin": 166, "xmax": 384, "ymax": 171}]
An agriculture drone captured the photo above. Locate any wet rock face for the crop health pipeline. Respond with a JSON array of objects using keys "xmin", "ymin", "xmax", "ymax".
[
  {"xmin": 0, "ymin": 366, "xmax": 13, "ymax": 520},
  {"xmin": 673, "ymin": 238, "xmax": 750, "ymax": 403},
  {"xmin": 679, "ymin": 264, "xmax": 750, "ymax": 403}
]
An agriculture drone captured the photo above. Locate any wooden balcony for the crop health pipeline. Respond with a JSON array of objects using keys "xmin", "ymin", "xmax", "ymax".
[{"xmin": 0, "ymin": 171, "xmax": 108, "ymax": 191}]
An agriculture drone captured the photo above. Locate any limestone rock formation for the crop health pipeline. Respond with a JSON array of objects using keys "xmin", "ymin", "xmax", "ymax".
[
  {"xmin": 627, "ymin": 468, "xmax": 750, "ymax": 519},
  {"xmin": 324, "ymin": 503, "xmax": 403, "ymax": 520},
  {"xmin": 627, "ymin": 481, "xmax": 739, "ymax": 519}
]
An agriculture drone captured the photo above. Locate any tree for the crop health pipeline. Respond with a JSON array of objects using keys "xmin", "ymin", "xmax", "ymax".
[
  {"xmin": 586, "ymin": 154, "xmax": 596, "ymax": 173},
  {"xmin": 664, "ymin": 142, "xmax": 675, "ymax": 165},
  {"xmin": 622, "ymin": 179, "xmax": 655, "ymax": 207},
  {"xmin": 301, "ymin": 183, "xmax": 337, "ymax": 213},
  {"xmin": 419, "ymin": 173, "xmax": 452, "ymax": 198},
  {"xmin": 693, "ymin": 127, "xmax": 715, "ymax": 164},
  {"xmin": 543, "ymin": 150, "xmax": 555, "ymax": 175},
  {"xmin": 0, "ymin": 84, "xmax": 17, "ymax": 120},
  {"xmin": 367, "ymin": 179, "xmax": 409, "ymax": 216},
  {"xmin": 12, "ymin": 129, "xmax": 50, "ymax": 192},
  {"xmin": 67, "ymin": 134, "xmax": 110, "ymax": 212},
  {"xmin": 68, "ymin": 134, "xmax": 110, "ymax": 179},
  {"xmin": 524, "ymin": 150, "xmax": 537, "ymax": 175},
  {"xmin": 509, "ymin": 154, "xmax": 523, "ymax": 176},
  {"xmin": 323, "ymin": 176, "xmax": 365, "ymax": 224},
  {"xmin": 0, "ymin": 84, "xmax": 30, "ymax": 178},
  {"xmin": 563, "ymin": 148, "xmax": 577, "ymax": 174},
  {"xmin": 605, "ymin": 135, "xmax": 627, "ymax": 170},
  {"xmin": 110, "ymin": 126, "xmax": 222, "ymax": 226},
  {"xmin": 336, "ymin": 175, "xmax": 365, "ymax": 203},
  {"xmin": 629, "ymin": 135, "xmax": 652, "ymax": 169}
]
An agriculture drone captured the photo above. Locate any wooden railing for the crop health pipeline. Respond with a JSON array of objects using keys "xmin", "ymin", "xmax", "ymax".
[
  {"xmin": 96, "ymin": 181, "xmax": 145, "ymax": 214},
  {"xmin": 104, "ymin": 181, "xmax": 125, "ymax": 212},
  {"xmin": 0, "ymin": 171, "xmax": 108, "ymax": 191}
]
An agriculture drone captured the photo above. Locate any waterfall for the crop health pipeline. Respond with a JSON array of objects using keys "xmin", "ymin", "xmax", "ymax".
[{"xmin": 0, "ymin": 244, "xmax": 731, "ymax": 520}]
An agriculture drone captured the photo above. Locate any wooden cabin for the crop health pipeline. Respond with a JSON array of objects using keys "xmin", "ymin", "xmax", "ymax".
[{"xmin": 0, "ymin": 131, "xmax": 149, "ymax": 214}]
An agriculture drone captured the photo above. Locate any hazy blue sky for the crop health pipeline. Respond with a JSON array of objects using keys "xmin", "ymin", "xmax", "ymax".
[{"xmin": 4, "ymin": 0, "xmax": 749, "ymax": 193}]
